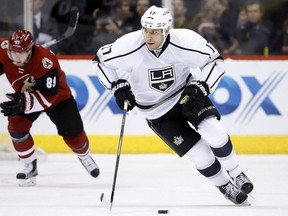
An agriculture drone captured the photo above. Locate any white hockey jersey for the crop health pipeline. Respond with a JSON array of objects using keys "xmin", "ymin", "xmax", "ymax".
[{"xmin": 93, "ymin": 28, "xmax": 225, "ymax": 119}]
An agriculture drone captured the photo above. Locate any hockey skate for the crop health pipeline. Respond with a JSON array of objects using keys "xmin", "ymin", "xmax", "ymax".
[
  {"xmin": 17, "ymin": 159, "xmax": 38, "ymax": 187},
  {"xmin": 217, "ymin": 181, "xmax": 249, "ymax": 205},
  {"xmin": 79, "ymin": 156, "xmax": 100, "ymax": 178},
  {"xmin": 233, "ymin": 172, "xmax": 254, "ymax": 195}
]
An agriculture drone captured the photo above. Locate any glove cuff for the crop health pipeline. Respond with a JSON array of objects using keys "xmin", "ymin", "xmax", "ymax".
[
  {"xmin": 191, "ymin": 80, "xmax": 210, "ymax": 96},
  {"xmin": 23, "ymin": 92, "xmax": 33, "ymax": 113},
  {"xmin": 111, "ymin": 79, "xmax": 131, "ymax": 94}
]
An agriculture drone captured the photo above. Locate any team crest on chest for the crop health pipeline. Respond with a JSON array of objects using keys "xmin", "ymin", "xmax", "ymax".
[
  {"xmin": 148, "ymin": 65, "xmax": 175, "ymax": 92},
  {"xmin": 21, "ymin": 76, "xmax": 36, "ymax": 93},
  {"xmin": 42, "ymin": 57, "xmax": 53, "ymax": 69}
]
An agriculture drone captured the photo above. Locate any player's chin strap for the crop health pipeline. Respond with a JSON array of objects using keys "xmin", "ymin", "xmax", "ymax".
[{"xmin": 136, "ymin": 73, "xmax": 192, "ymax": 110}]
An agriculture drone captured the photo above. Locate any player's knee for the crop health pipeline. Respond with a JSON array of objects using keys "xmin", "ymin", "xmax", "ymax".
[
  {"xmin": 198, "ymin": 116, "xmax": 228, "ymax": 147},
  {"xmin": 187, "ymin": 139, "xmax": 215, "ymax": 168},
  {"xmin": 9, "ymin": 131, "xmax": 30, "ymax": 143},
  {"xmin": 8, "ymin": 115, "xmax": 33, "ymax": 132},
  {"xmin": 207, "ymin": 130, "xmax": 228, "ymax": 148}
]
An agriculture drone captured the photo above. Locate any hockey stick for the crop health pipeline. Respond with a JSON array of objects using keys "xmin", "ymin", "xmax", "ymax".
[
  {"xmin": 42, "ymin": 6, "xmax": 79, "ymax": 48},
  {"xmin": 100, "ymin": 100, "xmax": 129, "ymax": 211}
]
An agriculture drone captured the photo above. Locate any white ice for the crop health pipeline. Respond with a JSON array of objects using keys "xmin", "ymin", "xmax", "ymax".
[{"xmin": 1, "ymin": 154, "xmax": 288, "ymax": 216}]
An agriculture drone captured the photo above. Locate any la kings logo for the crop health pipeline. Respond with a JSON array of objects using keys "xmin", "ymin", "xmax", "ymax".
[{"xmin": 148, "ymin": 65, "xmax": 175, "ymax": 93}]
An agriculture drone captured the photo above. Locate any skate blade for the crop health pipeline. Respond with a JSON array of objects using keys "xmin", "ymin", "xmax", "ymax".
[
  {"xmin": 18, "ymin": 177, "xmax": 37, "ymax": 187},
  {"xmin": 248, "ymin": 192, "xmax": 254, "ymax": 199},
  {"xmin": 245, "ymin": 192, "xmax": 255, "ymax": 205},
  {"xmin": 238, "ymin": 194, "xmax": 254, "ymax": 206},
  {"xmin": 240, "ymin": 199, "xmax": 251, "ymax": 206}
]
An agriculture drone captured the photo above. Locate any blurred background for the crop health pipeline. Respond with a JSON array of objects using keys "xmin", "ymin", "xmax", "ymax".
[{"xmin": 1, "ymin": 0, "xmax": 288, "ymax": 56}]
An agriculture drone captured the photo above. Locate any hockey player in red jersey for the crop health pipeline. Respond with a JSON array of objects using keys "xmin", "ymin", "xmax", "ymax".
[
  {"xmin": 93, "ymin": 6, "xmax": 254, "ymax": 205},
  {"xmin": 0, "ymin": 29, "xmax": 100, "ymax": 186}
]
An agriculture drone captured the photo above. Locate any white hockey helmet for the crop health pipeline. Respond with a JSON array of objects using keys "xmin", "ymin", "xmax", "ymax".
[{"xmin": 141, "ymin": 5, "xmax": 173, "ymax": 31}]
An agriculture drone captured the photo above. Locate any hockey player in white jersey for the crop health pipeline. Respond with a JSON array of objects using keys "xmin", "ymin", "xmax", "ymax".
[{"xmin": 93, "ymin": 5, "xmax": 254, "ymax": 205}]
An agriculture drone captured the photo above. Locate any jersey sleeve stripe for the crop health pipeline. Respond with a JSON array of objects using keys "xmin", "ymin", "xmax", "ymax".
[
  {"xmin": 104, "ymin": 43, "xmax": 146, "ymax": 62},
  {"xmin": 97, "ymin": 63, "xmax": 112, "ymax": 89},
  {"xmin": 210, "ymin": 72, "xmax": 225, "ymax": 89},
  {"xmin": 204, "ymin": 62, "xmax": 217, "ymax": 82},
  {"xmin": 203, "ymin": 62, "xmax": 225, "ymax": 89},
  {"xmin": 169, "ymin": 42, "xmax": 211, "ymax": 57},
  {"xmin": 206, "ymin": 43, "xmax": 216, "ymax": 53}
]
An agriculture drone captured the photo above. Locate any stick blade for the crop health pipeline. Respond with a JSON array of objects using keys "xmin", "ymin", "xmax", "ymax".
[
  {"xmin": 67, "ymin": 6, "xmax": 79, "ymax": 31},
  {"xmin": 100, "ymin": 193, "xmax": 112, "ymax": 211}
]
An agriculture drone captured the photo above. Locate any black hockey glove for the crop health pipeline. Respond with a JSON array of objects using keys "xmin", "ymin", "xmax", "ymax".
[
  {"xmin": 180, "ymin": 80, "xmax": 210, "ymax": 115},
  {"xmin": 111, "ymin": 79, "xmax": 136, "ymax": 111},
  {"xmin": 0, "ymin": 93, "xmax": 26, "ymax": 116}
]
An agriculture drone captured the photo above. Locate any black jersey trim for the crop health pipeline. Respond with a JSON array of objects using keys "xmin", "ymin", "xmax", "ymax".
[
  {"xmin": 211, "ymin": 72, "xmax": 225, "ymax": 89},
  {"xmin": 204, "ymin": 56, "xmax": 225, "ymax": 88},
  {"xmin": 149, "ymin": 34, "xmax": 171, "ymax": 58},
  {"xmin": 104, "ymin": 43, "xmax": 146, "ymax": 62},
  {"xmin": 0, "ymin": 62, "xmax": 4, "ymax": 75},
  {"xmin": 136, "ymin": 73, "xmax": 192, "ymax": 109},
  {"xmin": 136, "ymin": 85, "xmax": 186, "ymax": 109},
  {"xmin": 169, "ymin": 42, "xmax": 211, "ymax": 57},
  {"xmin": 203, "ymin": 62, "xmax": 225, "ymax": 89},
  {"xmin": 97, "ymin": 63, "xmax": 112, "ymax": 89},
  {"xmin": 92, "ymin": 54, "xmax": 100, "ymax": 63},
  {"xmin": 204, "ymin": 62, "xmax": 217, "ymax": 83},
  {"xmin": 206, "ymin": 43, "xmax": 216, "ymax": 53}
]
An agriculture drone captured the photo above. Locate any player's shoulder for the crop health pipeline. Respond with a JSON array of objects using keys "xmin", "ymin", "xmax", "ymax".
[
  {"xmin": 0, "ymin": 39, "xmax": 11, "ymax": 63},
  {"xmin": 34, "ymin": 45, "xmax": 56, "ymax": 56},
  {"xmin": 0, "ymin": 39, "xmax": 9, "ymax": 55},
  {"xmin": 0, "ymin": 39, "xmax": 9, "ymax": 50},
  {"xmin": 115, "ymin": 30, "xmax": 143, "ymax": 46},
  {"xmin": 169, "ymin": 28, "xmax": 207, "ymax": 48},
  {"xmin": 33, "ymin": 45, "xmax": 57, "ymax": 61},
  {"xmin": 98, "ymin": 30, "xmax": 144, "ymax": 58},
  {"xmin": 30, "ymin": 45, "xmax": 59, "ymax": 70}
]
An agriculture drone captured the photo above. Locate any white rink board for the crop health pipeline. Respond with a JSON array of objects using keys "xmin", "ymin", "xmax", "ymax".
[{"xmin": 0, "ymin": 59, "xmax": 288, "ymax": 136}]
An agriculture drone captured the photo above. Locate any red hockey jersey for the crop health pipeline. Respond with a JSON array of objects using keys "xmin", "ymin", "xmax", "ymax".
[{"xmin": 0, "ymin": 39, "xmax": 72, "ymax": 113}]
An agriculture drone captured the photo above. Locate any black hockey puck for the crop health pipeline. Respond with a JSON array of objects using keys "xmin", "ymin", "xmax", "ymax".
[{"xmin": 158, "ymin": 210, "xmax": 169, "ymax": 214}]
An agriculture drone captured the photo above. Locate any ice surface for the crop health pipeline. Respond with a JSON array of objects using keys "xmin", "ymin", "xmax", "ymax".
[{"xmin": 1, "ymin": 154, "xmax": 288, "ymax": 216}]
